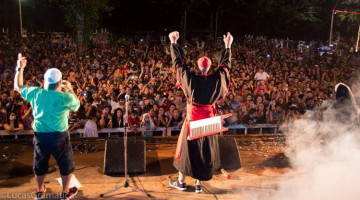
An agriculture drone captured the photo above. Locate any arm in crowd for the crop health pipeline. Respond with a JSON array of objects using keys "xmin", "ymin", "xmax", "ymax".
[
  {"xmin": 4, "ymin": 121, "xmax": 24, "ymax": 132},
  {"xmin": 285, "ymin": 91, "xmax": 290, "ymax": 104},
  {"xmin": 124, "ymin": 75, "xmax": 131, "ymax": 85},
  {"xmin": 163, "ymin": 70, "xmax": 169, "ymax": 79},
  {"xmin": 99, "ymin": 111, "xmax": 112, "ymax": 128},
  {"xmin": 21, "ymin": 107, "xmax": 32, "ymax": 121},
  {"xmin": 166, "ymin": 116, "xmax": 172, "ymax": 127},
  {"xmin": 139, "ymin": 62, "xmax": 144, "ymax": 78},
  {"xmin": 3, "ymin": 113, "xmax": 24, "ymax": 132},
  {"xmin": 143, "ymin": 45, "xmax": 149, "ymax": 60},
  {"xmin": 75, "ymin": 81, "xmax": 81, "ymax": 91},
  {"xmin": 68, "ymin": 122, "xmax": 81, "ymax": 132},
  {"xmin": 157, "ymin": 114, "xmax": 169, "ymax": 128},
  {"xmin": 85, "ymin": 105, "xmax": 93, "ymax": 119},
  {"xmin": 140, "ymin": 84, "xmax": 147, "ymax": 95},
  {"xmin": 269, "ymin": 109, "xmax": 274, "ymax": 123},
  {"xmin": 150, "ymin": 67, "xmax": 154, "ymax": 79},
  {"xmin": 35, "ymin": 79, "xmax": 43, "ymax": 88},
  {"xmin": 265, "ymin": 108, "xmax": 270, "ymax": 123},
  {"xmin": 178, "ymin": 116, "xmax": 185, "ymax": 128},
  {"xmin": 231, "ymin": 79, "xmax": 239, "ymax": 88},
  {"xmin": 231, "ymin": 85, "xmax": 236, "ymax": 97}
]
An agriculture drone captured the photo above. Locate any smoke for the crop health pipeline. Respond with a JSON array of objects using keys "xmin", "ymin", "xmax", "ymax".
[{"xmin": 247, "ymin": 84, "xmax": 360, "ymax": 200}]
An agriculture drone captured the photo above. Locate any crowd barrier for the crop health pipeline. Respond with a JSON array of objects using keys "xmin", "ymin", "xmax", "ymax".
[{"xmin": 0, "ymin": 124, "xmax": 280, "ymax": 139}]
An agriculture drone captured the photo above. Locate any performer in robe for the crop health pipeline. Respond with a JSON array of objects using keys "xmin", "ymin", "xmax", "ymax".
[
  {"xmin": 330, "ymin": 83, "xmax": 360, "ymax": 124},
  {"xmin": 168, "ymin": 31, "xmax": 233, "ymax": 193}
]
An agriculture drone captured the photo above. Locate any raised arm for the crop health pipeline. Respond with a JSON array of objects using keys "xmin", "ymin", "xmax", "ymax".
[
  {"xmin": 14, "ymin": 53, "xmax": 27, "ymax": 92},
  {"xmin": 63, "ymin": 80, "xmax": 79, "ymax": 100},
  {"xmin": 218, "ymin": 32, "xmax": 233, "ymax": 68},
  {"xmin": 169, "ymin": 31, "xmax": 185, "ymax": 68}
]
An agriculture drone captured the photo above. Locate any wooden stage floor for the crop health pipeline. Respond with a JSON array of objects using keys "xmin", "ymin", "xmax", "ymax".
[{"xmin": 0, "ymin": 134, "xmax": 290, "ymax": 200}]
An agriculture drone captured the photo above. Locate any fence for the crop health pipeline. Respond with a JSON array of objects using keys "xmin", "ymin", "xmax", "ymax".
[{"xmin": 0, "ymin": 124, "xmax": 280, "ymax": 139}]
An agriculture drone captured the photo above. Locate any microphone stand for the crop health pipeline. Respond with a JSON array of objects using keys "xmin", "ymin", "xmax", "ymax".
[{"xmin": 100, "ymin": 95, "xmax": 150, "ymax": 198}]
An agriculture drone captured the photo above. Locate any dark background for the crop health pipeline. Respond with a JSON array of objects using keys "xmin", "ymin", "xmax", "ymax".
[{"xmin": 0, "ymin": 0, "xmax": 357, "ymax": 41}]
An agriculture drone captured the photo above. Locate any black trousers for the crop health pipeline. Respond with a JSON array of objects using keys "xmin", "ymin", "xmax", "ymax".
[{"xmin": 33, "ymin": 132, "xmax": 75, "ymax": 176}]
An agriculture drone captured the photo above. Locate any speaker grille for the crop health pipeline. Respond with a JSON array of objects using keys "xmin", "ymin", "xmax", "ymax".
[
  {"xmin": 219, "ymin": 137, "xmax": 242, "ymax": 170},
  {"xmin": 104, "ymin": 140, "xmax": 146, "ymax": 175}
]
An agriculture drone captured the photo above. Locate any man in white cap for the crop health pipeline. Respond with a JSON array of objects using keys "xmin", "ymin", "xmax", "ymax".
[{"xmin": 14, "ymin": 53, "xmax": 80, "ymax": 200}]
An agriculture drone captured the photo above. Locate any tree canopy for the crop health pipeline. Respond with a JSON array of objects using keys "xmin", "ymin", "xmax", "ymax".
[
  {"xmin": 5, "ymin": 0, "xmax": 360, "ymax": 41},
  {"xmin": 336, "ymin": 0, "xmax": 360, "ymax": 33},
  {"xmin": 56, "ymin": 0, "xmax": 113, "ymax": 44}
]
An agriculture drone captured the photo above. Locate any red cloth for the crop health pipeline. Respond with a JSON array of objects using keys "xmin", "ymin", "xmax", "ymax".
[
  {"xmin": 121, "ymin": 64, "xmax": 128, "ymax": 75},
  {"xmin": 253, "ymin": 85, "xmax": 268, "ymax": 95},
  {"xmin": 128, "ymin": 116, "xmax": 140, "ymax": 126},
  {"xmin": 20, "ymin": 104, "xmax": 28, "ymax": 117},
  {"xmin": 175, "ymin": 103, "xmax": 216, "ymax": 163},
  {"xmin": 175, "ymin": 104, "xmax": 216, "ymax": 163},
  {"xmin": 243, "ymin": 101, "xmax": 250, "ymax": 107},
  {"xmin": 191, "ymin": 104, "xmax": 216, "ymax": 121}
]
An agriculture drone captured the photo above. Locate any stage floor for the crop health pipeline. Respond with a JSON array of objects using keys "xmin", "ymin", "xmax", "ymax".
[{"xmin": 0, "ymin": 134, "xmax": 290, "ymax": 200}]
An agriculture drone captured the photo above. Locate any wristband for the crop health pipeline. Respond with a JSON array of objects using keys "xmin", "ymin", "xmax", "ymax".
[{"xmin": 16, "ymin": 67, "xmax": 24, "ymax": 72}]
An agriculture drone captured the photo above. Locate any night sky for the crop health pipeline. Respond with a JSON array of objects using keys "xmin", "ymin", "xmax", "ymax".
[{"xmin": 0, "ymin": 0, "xmax": 352, "ymax": 40}]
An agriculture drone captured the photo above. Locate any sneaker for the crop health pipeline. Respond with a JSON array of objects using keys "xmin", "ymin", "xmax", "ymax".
[
  {"xmin": 34, "ymin": 185, "xmax": 46, "ymax": 200},
  {"xmin": 61, "ymin": 187, "xmax": 78, "ymax": 200},
  {"xmin": 195, "ymin": 183, "xmax": 202, "ymax": 194},
  {"xmin": 169, "ymin": 177, "xmax": 186, "ymax": 191}
]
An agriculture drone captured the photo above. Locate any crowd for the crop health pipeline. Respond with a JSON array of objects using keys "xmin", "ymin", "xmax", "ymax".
[{"xmin": 0, "ymin": 31, "xmax": 359, "ymax": 136}]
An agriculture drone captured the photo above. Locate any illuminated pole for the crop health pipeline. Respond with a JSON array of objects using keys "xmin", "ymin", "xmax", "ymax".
[
  {"xmin": 18, "ymin": 0, "xmax": 23, "ymax": 37},
  {"xmin": 329, "ymin": 9, "xmax": 335, "ymax": 46},
  {"xmin": 356, "ymin": 19, "xmax": 360, "ymax": 52},
  {"xmin": 329, "ymin": 0, "xmax": 342, "ymax": 46}
]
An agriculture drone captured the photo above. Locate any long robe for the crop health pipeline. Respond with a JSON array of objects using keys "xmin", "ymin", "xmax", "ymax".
[{"xmin": 170, "ymin": 43, "xmax": 231, "ymax": 181}]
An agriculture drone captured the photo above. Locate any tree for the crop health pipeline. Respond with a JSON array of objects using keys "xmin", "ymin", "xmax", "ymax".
[
  {"xmin": 55, "ymin": 0, "xmax": 113, "ymax": 49},
  {"xmin": 249, "ymin": 0, "xmax": 324, "ymax": 37},
  {"xmin": 335, "ymin": 0, "xmax": 360, "ymax": 34}
]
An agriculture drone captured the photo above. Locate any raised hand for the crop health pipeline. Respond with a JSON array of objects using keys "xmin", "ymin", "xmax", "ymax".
[
  {"xmin": 169, "ymin": 31, "xmax": 180, "ymax": 44},
  {"xmin": 62, "ymin": 80, "xmax": 73, "ymax": 92},
  {"xmin": 17, "ymin": 53, "xmax": 27, "ymax": 69},
  {"xmin": 223, "ymin": 32, "xmax": 233, "ymax": 49}
]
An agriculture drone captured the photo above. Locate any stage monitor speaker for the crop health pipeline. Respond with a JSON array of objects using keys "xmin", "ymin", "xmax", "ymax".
[
  {"xmin": 104, "ymin": 139, "xmax": 146, "ymax": 175},
  {"xmin": 218, "ymin": 136, "xmax": 242, "ymax": 170}
]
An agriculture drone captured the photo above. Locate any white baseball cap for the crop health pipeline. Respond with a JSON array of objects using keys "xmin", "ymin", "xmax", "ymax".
[{"xmin": 44, "ymin": 68, "xmax": 62, "ymax": 89}]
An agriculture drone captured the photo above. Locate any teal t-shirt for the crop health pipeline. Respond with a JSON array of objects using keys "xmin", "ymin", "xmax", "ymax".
[{"xmin": 20, "ymin": 86, "xmax": 80, "ymax": 132}]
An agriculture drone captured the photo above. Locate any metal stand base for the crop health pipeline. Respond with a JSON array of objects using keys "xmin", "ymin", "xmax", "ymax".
[{"xmin": 99, "ymin": 179, "xmax": 150, "ymax": 198}]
